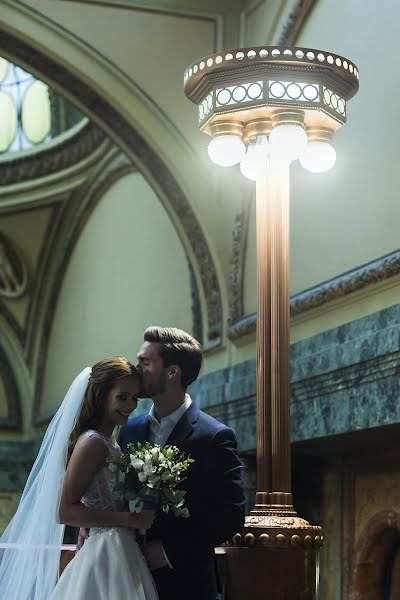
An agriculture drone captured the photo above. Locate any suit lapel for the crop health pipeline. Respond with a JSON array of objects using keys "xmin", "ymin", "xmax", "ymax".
[
  {"xmin": 131, "ymin": 414, "xmax": 150, "ymax": 443},
  {"xmin": 166, "ymin": 402, "xmax": 199, "ymax": 447}
]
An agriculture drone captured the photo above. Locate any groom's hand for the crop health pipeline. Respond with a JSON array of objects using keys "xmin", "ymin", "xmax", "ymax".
[
  {"xmin": 143, "ymin": 539, "xmax": 169, "ymax": 571},
  {"xmin": 76, "ymin": 528, "xmax": 90, "ymax": 554}
]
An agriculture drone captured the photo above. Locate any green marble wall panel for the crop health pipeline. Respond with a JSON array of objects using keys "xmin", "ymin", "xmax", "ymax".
[
  {"xmin": 0, "ymin": 441, "xmax": 37, "ymax": 492},
  {"xmin": 189, "ymin": 305, "xmax": 400, "ymax": 451}
]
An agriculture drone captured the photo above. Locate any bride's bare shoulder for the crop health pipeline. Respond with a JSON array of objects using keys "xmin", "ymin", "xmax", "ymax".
[{"xmin": 71, "ymin": 431, "xmax": 108, "ymax": 463}]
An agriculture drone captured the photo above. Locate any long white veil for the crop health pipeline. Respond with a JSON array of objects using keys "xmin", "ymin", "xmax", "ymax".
[{"xmin": 0, "ymin": 367, "xmax": 91, "ymax": 600}]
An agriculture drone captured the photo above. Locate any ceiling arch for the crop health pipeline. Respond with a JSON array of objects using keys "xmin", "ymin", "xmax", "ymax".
[{"xmin": 0, "ymin": 1, "xmax": 223, "ymax": 348}]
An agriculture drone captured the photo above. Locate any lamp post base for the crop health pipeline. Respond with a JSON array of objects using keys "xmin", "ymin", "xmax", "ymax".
[
  {"xmin": 220, "ymin": 545, "xmax": 320, "ymax": 600},
  {"xmin": 218, "ymin": 501, "xmax": 323, "ymax": 600}
]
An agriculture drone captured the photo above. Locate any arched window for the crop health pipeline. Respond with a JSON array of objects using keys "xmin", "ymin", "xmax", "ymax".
[
  {"xmin": 0, "ymin": 57, "xmax": 83, "ymax": 155},
  {"xmin": 0, "ymin": 57, "xmax": 51, "ymax": 153},
  {"xmin": 351, "ymin": 511, "xmax": 400, "ymax": 600}
]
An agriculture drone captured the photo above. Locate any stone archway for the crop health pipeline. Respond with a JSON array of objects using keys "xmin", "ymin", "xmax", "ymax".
[
  {"xmin": 0, "ymin": 10, "xmax": 223, "ymax": 349},
  {"xmin": 350, "ymin": 510, "xmax": 400, "ymax": 600}
]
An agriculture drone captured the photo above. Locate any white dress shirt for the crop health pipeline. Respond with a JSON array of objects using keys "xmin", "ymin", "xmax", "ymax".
[
  {"xmin": 147, "ymin": 394, "xmax": 192, "ymax": 446},
  {"xmin": 147, "ymin": 394, "xmax": 192, "ymax": 568}
]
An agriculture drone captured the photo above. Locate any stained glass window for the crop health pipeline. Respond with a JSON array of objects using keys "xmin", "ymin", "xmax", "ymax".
[{"xmin": 0, "ymin": 57, "xmax": 52, "ymax": 154}]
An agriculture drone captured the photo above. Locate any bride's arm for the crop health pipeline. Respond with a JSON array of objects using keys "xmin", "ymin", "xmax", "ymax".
[{"xmin": 58, "ymin": 435, "xmax": 154, "ymax": 530}]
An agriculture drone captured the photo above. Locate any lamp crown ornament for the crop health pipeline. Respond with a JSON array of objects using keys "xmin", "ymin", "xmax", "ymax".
[{"xmin": 184, "ymin": 45, "xmax": 359, "ymax": 175}]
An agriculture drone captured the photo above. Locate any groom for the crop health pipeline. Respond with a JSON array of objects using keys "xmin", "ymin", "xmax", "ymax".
[{"xmin": 119, "ymin": 326, "xmax": 245, "ymax": 600}]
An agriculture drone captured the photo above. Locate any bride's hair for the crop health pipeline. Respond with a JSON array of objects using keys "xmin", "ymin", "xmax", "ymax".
[{"xmin": 68, "ymin": 356, "xmax": 137, "ymax": 458}]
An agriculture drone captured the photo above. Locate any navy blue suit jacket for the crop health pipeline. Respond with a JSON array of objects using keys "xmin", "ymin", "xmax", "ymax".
[{"xmin": 119, "ymin": 402, "xmax": 245, "ymax": 600}]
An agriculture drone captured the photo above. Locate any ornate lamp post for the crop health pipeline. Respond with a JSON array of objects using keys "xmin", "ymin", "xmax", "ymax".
[{"xmin": 184, "ymin": 46, "xmax": 359, "ymax": 598}]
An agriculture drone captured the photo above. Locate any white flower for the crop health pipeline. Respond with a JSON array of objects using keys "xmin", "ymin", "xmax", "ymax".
[
  {"xmin": 143, "ymin": 463, "xmax": 154, "ymax": 475},
  {"xmin": 144, "ymin": 454, "xmax": 152, "ymax": 464},
  {"xmin": 131, "ymin": 458, "xmax": 144, "ymax": 470},
  {"xmin": 138, "ymin": 472, "xmax": 148, "ymax": 483},
  {"xmin": 151, "ymin": 447, "xmax": 160, "ymax": 457}
]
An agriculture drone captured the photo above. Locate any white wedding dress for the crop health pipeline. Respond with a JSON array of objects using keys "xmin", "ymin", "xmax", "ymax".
[{"xmin": 50, "ymin": 430, "xmax": 158, "ymax": 600}]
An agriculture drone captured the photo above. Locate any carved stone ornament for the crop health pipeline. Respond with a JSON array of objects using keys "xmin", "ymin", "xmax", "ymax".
[
  {"xmin": 229, "ymin": 249, "xmax": 400, "ymax": 340},
  {"xmin": 278, "ymin": 0, "xmax": 318, "ymax": 46},
  {"xmin": 0, "ymin": 121, "xmax": 106, "ymax": 186},
  {"xmin": 225, "ymin": 512, "xmax": 323, "ymax": 550},
  {"xmin": 228, "ymin": 204, "xmax": 249, "ymax": 326},
  {"xmin": 0, "ymin": 232, "xmax": 28, "ymax": 299}
]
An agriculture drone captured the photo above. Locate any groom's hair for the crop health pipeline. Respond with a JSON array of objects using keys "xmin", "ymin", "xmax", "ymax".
[{"xmin": 144, "ymin": 326, "xmax": 203, "ymax": 389}]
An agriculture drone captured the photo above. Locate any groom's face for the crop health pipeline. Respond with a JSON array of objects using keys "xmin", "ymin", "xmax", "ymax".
[{"xmin": 136, "ymin": 341, "xmax": 167, "ymax": 398}]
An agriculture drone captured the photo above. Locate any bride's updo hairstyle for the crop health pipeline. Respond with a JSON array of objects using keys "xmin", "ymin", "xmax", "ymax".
[{"xmin": 68, "ymin": 356, "xmax": 137, "ymax": 458}]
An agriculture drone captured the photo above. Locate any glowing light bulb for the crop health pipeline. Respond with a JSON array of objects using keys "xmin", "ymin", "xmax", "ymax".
[
  {"xmin": 239, "ymin": 135, "xmax": 269, "ymax": 181},
  {"xmin": 208, "ymin": 134, "xmax": 246, "ymax": 167},
  {"xmin": 299, "ymin": 141, "xmax": 336, "ymax": 173},
  {"xmin": 269, "ymin": 124, "xmax": 307, "ymax": 162}
]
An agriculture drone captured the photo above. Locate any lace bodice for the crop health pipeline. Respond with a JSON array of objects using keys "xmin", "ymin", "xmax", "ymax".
[{"xmin": 80, "ymin": 430, "xmax": 125, "ymax": 512}]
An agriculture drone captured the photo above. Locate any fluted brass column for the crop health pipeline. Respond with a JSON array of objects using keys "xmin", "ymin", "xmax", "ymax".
[
  {"xmin": 223, "ymin": 155, "xmax": 322, "ymax": 600},
  {"xmin": 256, "ymin": 155, "xmax": 291, "ymax": 501}
]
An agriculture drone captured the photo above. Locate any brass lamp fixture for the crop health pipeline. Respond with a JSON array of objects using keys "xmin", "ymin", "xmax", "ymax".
[{"xmin": 185, "ymin": 46, "xmax": 359, "ymax": 599}]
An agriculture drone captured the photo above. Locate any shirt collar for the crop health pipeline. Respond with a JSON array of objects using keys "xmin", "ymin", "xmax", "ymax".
[{"xmin": 148, "ymin": 394, "xmax": 192, "ymax": 426}]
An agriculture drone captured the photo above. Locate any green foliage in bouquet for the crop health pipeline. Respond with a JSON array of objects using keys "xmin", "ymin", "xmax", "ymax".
[{"xmin": 114, "ymin": 441, "xmax": 194, "ymax": 518}]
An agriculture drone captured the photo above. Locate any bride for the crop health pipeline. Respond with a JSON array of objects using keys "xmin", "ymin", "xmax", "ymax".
[{"xmin": 0, "ymin": 357, "xmax": 158, "ymax": 600}]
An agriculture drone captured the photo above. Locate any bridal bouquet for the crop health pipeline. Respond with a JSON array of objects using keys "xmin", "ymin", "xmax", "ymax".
[{"xmin": 114, "ymin": 441, "xmax": 194, "ymax": 518}]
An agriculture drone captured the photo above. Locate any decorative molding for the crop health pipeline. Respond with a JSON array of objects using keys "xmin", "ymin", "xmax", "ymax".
[
  {"xmin": 228, "ymin": 202, "xmax": 250, "ymax": 326},
  {"xmin": 0, "ymin": 121, "xmax": 106, "ymax": 187},
  {"xmin": 0, "ymin": 344, "xmax": 22, "ymax": 430},
  {"xmin": 278, "ymin": 0, "xmax": 319, "ymax": 45},
  {"xmin": 290, "ymin": 250, "xmax": 400, "ymax": 315},
  {"xmin": 0, "ymin": 231, "xmax": 28, "ymax": 299},
  {"xmin": 228, "ymin": 249, "xmax": 400, "ymax": 340},
  {"xmin": 226, "ymin": 518, "xmax": 322, "ymax": 549},
  {"xmin": 228, "ymin": 312, "xmax": 256, "ymax": 341},
  {"xmin": 0, "ymin": 303, "xmax": 24, "ymax": 345},
  {"xmin": 0, "ymin": 28, "xmax": 223, "ymax": 347},
  {"xmin": 189, "ymin": 263, "xmax": 203, "ymax": 344}
]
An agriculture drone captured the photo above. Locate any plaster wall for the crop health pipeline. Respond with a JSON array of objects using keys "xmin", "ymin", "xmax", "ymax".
[
  {"xmin": 40, "ymin": 171, "xmax": 192, "ymax": 413},
  {"xmin": 242, "ymin": 0, "xmax": 400, "ymax": 344}
]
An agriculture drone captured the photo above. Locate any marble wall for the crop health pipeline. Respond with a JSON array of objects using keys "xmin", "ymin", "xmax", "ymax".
[
  {"xmin": 0, "ymin": 441, "xmax": 37, "ymax": 533},
  {"xmin": 190, "ymin": 303, "xmax": 400, "ymax": 449}
]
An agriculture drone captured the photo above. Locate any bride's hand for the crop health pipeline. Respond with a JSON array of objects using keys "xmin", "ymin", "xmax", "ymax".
[{"xmin": 128, "ymin": 510, "xmax": 156, "ymax": 530}]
